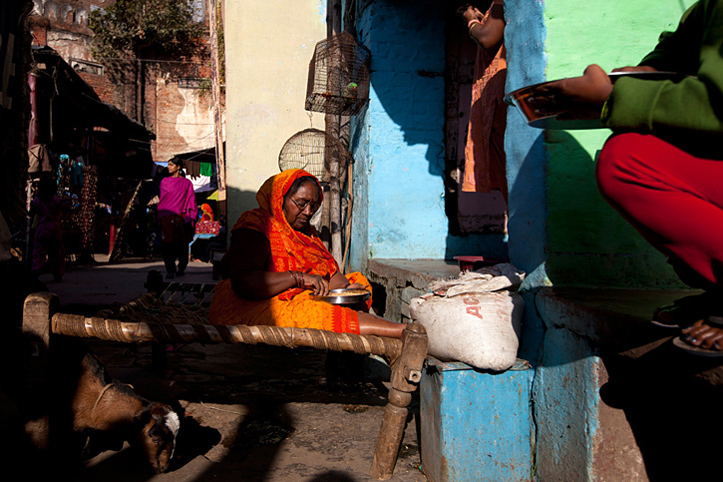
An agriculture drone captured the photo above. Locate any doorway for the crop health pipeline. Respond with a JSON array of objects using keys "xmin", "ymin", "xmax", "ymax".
[{"xmin": 443, "ymin": 2, "xmax": 507, "ymax": 237}]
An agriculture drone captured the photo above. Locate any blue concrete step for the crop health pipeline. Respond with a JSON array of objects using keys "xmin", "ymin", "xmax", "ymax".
[
  {"xmin": 420, "ymin": 357, "xmax": 534, "ymax": 482},
  {"xmin": 534, "ymin": 287, "xmax": 723, "ymax": 481}
]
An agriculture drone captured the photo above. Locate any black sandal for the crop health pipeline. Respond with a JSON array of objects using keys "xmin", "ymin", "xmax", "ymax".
[{"xmin": 651, "ymin": 292, "xmax": 716, "ymax": 329}]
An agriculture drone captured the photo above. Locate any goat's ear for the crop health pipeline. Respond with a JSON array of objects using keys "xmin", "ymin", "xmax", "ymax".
[{"xmin": 133, "ymin": 407, "xmax": 152, "ymax": 428}]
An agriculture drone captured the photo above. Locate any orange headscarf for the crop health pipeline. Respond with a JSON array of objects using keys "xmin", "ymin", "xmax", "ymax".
[
  {"xmin": 200, "ymin": 203, "xmax": 214, "ymax": 221},
  {"xmin": 230, "ymin": 169, "xmax": 339, "ymax": 300}
]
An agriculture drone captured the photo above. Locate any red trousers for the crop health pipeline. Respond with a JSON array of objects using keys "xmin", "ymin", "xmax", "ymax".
[{"xmin": 596, "ymin": 133, "xmax": 723, "ymax": 292}]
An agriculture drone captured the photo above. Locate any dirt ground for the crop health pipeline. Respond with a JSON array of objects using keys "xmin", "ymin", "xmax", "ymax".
[
  {"xmin": 75, "ymin": 341, "xmax": 427, "ymax": 482},
  {"xmin": 7, "ymin": 259, "xmax": 429, "ymax": 482}
]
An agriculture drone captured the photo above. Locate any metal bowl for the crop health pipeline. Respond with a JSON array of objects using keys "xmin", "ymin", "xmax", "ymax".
[
  {"xmin": 312, "ymin": 288, "xmax": 371, "ymax": 305},
  {"xmin": 505, "ymin": 71, "xmax": 688, "ymax": 130}
]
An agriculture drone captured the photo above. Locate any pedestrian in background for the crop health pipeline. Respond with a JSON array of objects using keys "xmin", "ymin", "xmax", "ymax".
[
  {"xmin": 157, "ymin": 158, "xmax": 197, "ymax": 278},
  {"xmin": 29, "ymin": 175, "xmax": 65, "ymax": 281}
]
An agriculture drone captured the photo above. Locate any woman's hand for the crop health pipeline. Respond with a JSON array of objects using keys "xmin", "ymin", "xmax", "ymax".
[
  {"xmin": 345, "ymin": 282, "xmax": 366, "ymax": 290},
  {"xmin": 299, "ymin": 273, "xmax": 330, "ymax": 296},
  {"xmin": 461, "ymin": 5, "xmax": 483, "ymax": 24},
  {"xmin": 529, "ymin": 64, "xmax": 613, "ymax": 120}
]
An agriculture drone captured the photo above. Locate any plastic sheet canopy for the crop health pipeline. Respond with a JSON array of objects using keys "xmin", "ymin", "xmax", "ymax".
[{"xmin": 305, "ymin": 32, "xmax": 371, "ymax": 116}]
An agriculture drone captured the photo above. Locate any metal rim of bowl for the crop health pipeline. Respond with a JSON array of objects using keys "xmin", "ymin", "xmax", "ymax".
[{"xmin": 312, "ymin": 289, "xmax": 371, "ymax": 305}]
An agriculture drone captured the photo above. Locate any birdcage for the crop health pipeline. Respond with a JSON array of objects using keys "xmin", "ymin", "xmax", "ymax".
[
  {"xmin": 305, "ymin": 32, "xmax": 371, "ymax": 116},
  {"xmin": 278, "ymin": 128, "xmax": 350, "ymax": 183}
]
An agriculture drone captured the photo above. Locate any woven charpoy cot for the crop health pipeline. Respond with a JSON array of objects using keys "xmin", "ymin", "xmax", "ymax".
[{"xmin": 23, "ymin": 276, "xmax": 428, "ymax": 480}]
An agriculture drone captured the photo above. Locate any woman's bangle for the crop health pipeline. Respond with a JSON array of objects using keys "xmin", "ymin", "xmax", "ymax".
[
  {"xmin": 467, "ymin": 18, "xmax": 481, "ymax": 29},
  {"xmin": 289, "ymin": 270, "xmax": 305, "ymax": 288}
]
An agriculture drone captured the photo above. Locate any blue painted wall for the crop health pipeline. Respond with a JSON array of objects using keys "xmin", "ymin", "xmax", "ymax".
[
  {"xmin": 503, "ymin": 0, "xmax": 550, "ymax": 291},
  {"xmin": 348, "ymin": 0, "xmax": 508, "ymax": 273},
  {"xmin": 344, "ymin": 1, "xmax": 702, "ymax": 479}
]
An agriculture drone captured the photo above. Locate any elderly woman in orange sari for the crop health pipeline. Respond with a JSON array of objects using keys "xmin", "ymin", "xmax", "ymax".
[{"xmin": 209, "ymin": 169, "xmax": 406, "ymax": 338}]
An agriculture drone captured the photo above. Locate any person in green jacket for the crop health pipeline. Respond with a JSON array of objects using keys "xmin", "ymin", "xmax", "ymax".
[{"xmin": 533, "ymin": 0, "xmax": 723, "ymax": 356}]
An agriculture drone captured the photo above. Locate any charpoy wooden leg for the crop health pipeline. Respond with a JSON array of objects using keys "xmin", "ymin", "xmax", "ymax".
[
  {"xmin": 145, "ymin": 270, "xmax": 169, "ymax": 369},
  {"xmin": 370, "ymin": 322, "xmax": 428, "ymax": 480},
  {"xmin": 21, "ymin": 292, "xmax": 58, "ymax": 450}
]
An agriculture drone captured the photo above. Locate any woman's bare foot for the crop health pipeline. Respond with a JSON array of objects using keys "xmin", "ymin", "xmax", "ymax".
[{"xmin": 681, "ymin": 318, "xmax": 723, "ymax": 351}]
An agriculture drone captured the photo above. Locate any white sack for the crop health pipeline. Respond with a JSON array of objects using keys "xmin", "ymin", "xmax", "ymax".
[
  {"xmin": 410, "ymin": 263, "xmax": 525, "ymax": 371},
  {"xmin": 427, "ymin": 262, "xmax": 525, "ymax": 297}
]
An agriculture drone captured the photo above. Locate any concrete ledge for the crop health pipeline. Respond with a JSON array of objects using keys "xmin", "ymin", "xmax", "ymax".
[
  {"xmin": 534, "ymin": 286, "xmax": 723, "ymax": 481},
  {"xmin": 367, "ymin": 259, "xmax": 461, "ymax": 323},
  {"xmin": 536, "ymin": 286, "xmax": 700, "ymax": 358},
  {"xmin": 368, "ymin": 259, "xmax": 461, "ymax": 288},
  {"xmin": 365, "ymin": 264, "xmax": 723, "ymax": 479}
]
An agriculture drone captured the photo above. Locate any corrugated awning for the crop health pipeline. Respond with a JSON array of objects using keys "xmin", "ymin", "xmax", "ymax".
[{"xmin": 32, "ymin": 46, "xmax": 154, "ymax": 143}]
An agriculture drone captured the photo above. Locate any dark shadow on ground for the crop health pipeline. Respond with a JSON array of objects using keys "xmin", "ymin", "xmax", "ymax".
[{"xmin": 600, "ymin": 340, "xmax": 723, "ymax": 481}]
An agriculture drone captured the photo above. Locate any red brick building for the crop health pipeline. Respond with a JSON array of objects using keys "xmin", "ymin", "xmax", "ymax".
[{"xmin": 28, "ymin": 0, "xmax": 220, "ymax": 163}]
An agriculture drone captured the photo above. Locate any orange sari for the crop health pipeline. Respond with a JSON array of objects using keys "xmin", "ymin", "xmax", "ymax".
[
  {"xmin": 462, "ymin": 3, "xmax": 508, "ymax": 199},
  {"xmin": 209, "ymin": 169, "xmax": 371, "ymax": 334}
]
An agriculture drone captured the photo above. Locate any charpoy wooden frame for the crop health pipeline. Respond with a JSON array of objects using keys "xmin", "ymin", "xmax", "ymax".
[{"xmin": 21, "ymin": 273, "xmax": 427, "ymax": 480}]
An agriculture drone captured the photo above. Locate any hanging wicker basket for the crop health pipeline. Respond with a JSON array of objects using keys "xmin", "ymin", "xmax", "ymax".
[
  {"xmin": 305, "ymin": 32, "xmax": 371, "ymax": 116},
  {"xmin": 278, "ymin": 128, "xmax": 350, "ymax": 183}
]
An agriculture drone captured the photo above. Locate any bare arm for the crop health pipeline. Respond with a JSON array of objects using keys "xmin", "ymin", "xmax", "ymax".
[
  {"xmin": 463, "ymin": 2, "xmax": 505, "ymax": 50},
  {"xmin": 612, "ymin": 65, "xmax": 658, "ymax": 73},
  {"xmin": 529, "ymin": 64, "xmax": 613, "ymax": 120},
  {"xmin": 224, "ymin": 228, "xmax": 334, "ymax": 298},
  {"xmin": 224, "ymin": 229, "xmax": 296, "ymax": 299}
]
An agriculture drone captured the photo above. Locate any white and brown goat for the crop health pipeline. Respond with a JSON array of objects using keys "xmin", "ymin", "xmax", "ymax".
[{"xmin": 57, "ymin": 344, "xmax": 180, "ymax": 473}]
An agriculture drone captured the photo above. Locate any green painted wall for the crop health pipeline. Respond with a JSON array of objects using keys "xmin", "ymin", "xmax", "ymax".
[{"xmin": 543, "ymin": 0, "xmax": 697, "ymax": 289}]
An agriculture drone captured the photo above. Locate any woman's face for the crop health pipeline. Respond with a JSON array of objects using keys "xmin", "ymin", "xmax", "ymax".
[
  {"xmin": 167, "ymin": 161, "xmax": 181, "ymax": 175},
  {"xmin": 283, "ymin": 180, "xmax": 321, "ymax": 231}
]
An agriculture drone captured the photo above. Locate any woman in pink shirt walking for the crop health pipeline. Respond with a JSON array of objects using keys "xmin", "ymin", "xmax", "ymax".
[{"xmin": 157, "ymin": 158, "xmax": 197, "ymax": 278}]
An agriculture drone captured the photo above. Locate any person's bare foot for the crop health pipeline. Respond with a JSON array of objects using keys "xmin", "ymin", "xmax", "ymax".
[{"xmin": 681, "ymin": 318, "xmax": 723, "ymax": 351}]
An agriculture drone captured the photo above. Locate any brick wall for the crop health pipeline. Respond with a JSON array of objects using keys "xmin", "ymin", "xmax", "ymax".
[{"xmin": 30, "ymin": 0, "xmax": 219, "ymax": 163}]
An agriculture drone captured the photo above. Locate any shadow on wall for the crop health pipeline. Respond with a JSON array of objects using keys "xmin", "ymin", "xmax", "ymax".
[
  {"xmin": 230, "ymin": 187, "xmax": 260, "ymax": 211},
  {"xmin": 226, "ymin": 186, "xmax": 262, "ymax": 231},
  {"xmin": 358, "ymin": 0, "xmax": 507, "ymax": 261},
  {"xmin": 544, "ymin": 129, "xmax": 684, "ymax": 290}
]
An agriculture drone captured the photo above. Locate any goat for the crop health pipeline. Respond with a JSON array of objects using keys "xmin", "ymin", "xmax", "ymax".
[{"xmin": 53, "ymin": 340, "xmax": 180, "ymax": 473}]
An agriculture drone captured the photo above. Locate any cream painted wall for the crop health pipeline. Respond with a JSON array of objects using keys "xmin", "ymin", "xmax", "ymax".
[{"xmin": 224, "ymin": 0, "xmax": 327, "ymax": 228}]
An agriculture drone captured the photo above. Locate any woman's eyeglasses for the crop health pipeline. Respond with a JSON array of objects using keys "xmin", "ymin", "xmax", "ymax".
[{"xmin": 290, "ymin": 198, "xmax": 320, "ymax": 212}]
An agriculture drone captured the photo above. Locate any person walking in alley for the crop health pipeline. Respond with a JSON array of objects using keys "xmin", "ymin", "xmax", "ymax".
[
  {"xmin": 458, "ymin": 1, "xmax": 509, "ymax": 205},
  {"xmin": 30, "ymin": 175, "xmax": 65, "ymax": 281},
  {"xmin": 530, "ymin": 0, "xmax": 723, "ymax": 355},
  {"xmin": 157, "ymin": 158, "xmax": 197, "ymax": 279}
]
